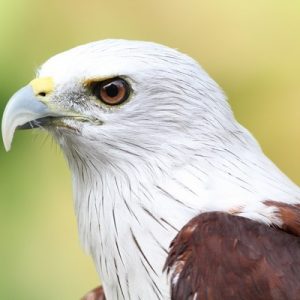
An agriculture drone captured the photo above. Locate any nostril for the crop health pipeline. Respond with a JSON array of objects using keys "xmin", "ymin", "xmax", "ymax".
[{"xmin": 38, "ymin": 92, "xmax": 47, "ymax": 97}]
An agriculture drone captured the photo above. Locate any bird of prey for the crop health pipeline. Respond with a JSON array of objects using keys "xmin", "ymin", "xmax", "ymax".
[{"xmin": 2, "ymin": 40, "xmax": 300, "ymax": 300}]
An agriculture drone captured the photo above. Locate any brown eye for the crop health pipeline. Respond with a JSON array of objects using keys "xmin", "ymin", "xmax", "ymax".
[{"xmin": 93, "ymin": 78, "xmax": 130, "ymax": 105}]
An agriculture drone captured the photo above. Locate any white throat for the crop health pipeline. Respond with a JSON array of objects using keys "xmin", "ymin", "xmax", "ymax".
[{"xmin": 70, "ymin": 154, "xmax": 189, "ymax": 300}]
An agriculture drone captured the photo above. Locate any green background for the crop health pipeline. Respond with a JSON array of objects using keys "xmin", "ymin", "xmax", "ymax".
[{"xmin": 1, "ymin": 1, "xmax": 300, "ymax": 299}]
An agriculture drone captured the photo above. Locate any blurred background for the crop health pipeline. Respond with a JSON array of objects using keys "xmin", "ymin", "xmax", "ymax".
[{"xmin": 1, "ymin": 0, "xmax": 300, "ymax": 299}]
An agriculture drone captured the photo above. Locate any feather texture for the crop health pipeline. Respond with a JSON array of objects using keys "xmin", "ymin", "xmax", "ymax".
[
  {"xmin": 165, "ymin": 211, "xmax": 300, "ymax": 300},
  {"xmin": 25, "ymin": 40, "xmax": 300, "ymax": 299}
]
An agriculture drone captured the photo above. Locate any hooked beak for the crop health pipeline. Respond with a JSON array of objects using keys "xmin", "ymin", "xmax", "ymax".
[{"xmin": 1, "ymin": 77, "xmax": 62, "ymax": 151}]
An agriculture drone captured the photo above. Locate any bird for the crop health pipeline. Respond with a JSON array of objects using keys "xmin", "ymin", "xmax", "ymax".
[{"xmin": 2, "ymin": 39, "xmax": 300, "ymax": 300}]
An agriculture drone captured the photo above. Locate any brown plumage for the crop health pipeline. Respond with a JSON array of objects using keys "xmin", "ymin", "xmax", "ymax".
[
  {"xmin": 85, "ymin": 202, "xmax": 300, "ymax": 300},
  {"xmin": 164, "ymin": 210, "xmax": 300, "ymax": 300},
  {"xmin": 81, "ymin": 286, "xmax": 106, "ymax": 300},
  {"xmin": 264, "ymin": 200, "xmax": 300, "ymax": 236}
]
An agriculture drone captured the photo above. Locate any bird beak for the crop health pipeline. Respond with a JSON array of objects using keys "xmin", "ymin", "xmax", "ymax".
[{"xmin": 1, "ymin": 77, "xmax": 62, "ymax": 151}]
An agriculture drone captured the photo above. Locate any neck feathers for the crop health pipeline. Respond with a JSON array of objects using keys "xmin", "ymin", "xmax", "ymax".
[{"xmin": 58, "ymin": 123, "xmax": 300, "ymax": 299}]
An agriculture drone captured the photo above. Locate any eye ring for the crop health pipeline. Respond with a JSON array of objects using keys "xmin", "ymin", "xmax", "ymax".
[{"xmin": 92, "ymin": 77, "xmax": 130, "ymax": 106}]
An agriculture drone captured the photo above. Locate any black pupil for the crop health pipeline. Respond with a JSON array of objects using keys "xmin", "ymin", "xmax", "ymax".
[{"xmin": 104, "ymin": 83, "xmax": 119, "ymax": 98}]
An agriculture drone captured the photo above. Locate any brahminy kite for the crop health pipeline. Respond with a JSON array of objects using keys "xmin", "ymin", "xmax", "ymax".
[{"xmin": 2, "ymin": 40, "xmax": 300, "ymax": 300}]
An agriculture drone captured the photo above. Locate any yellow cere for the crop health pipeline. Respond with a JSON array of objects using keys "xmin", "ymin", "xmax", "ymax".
[{"xmin": 30, "ymin": 77, "xmax": 54, "ymax": 96}]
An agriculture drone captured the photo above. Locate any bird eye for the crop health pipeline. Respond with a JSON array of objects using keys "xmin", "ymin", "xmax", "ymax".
[{"xmin": 92, "ymin": 78, "xmax": 130, "ymax": 106}]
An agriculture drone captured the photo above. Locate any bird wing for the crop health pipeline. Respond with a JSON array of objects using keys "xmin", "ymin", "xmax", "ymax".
[
  {"xmin": 81, "ymin": 286, "xmax": 106, "ymax": 300},
  {"xmin": 164, "ymin": 207, "xmax": 300, "ymax": 300}
]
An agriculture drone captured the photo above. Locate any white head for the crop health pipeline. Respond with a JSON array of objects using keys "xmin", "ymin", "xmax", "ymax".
[{"xmin": 34, "ymin": 39, "xmax": 240, "ymax": 171}]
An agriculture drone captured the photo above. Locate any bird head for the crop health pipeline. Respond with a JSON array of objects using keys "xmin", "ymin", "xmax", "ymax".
[{"xmin": 2, "ymin": 40, "xmax": 237, "ymax": 172}]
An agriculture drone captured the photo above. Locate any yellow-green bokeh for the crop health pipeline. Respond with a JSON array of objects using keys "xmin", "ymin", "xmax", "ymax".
[{"xmin": 1, "ymin": 1, "xmax": 300, "ymax": 299}]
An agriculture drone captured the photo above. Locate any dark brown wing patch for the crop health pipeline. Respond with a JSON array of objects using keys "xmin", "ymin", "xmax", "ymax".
[
  {"xmin": 81, "ymin": 286, "xmax": 106, "ymax": 300},
  {"xmin": 164, "ymin": 212, "xmax": 300, "ymax": 300},
  {"xmin": 264, "ymin": 200, "xmax": 300, "ymax": 236}
]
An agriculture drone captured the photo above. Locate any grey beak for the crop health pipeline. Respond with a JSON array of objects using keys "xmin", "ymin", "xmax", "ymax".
[{"xmin": 2, "ymin": 85, "xmax": 56, "ymax": 151}]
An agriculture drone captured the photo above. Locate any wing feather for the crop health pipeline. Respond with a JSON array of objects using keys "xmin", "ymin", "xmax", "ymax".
[
  {"xmin": 81, "ymin": 286, "xmax": 106, "ymax": 300},
  {"xmin": 164, "ymin": 211, "xmax": 300, "ymax": 300}
]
